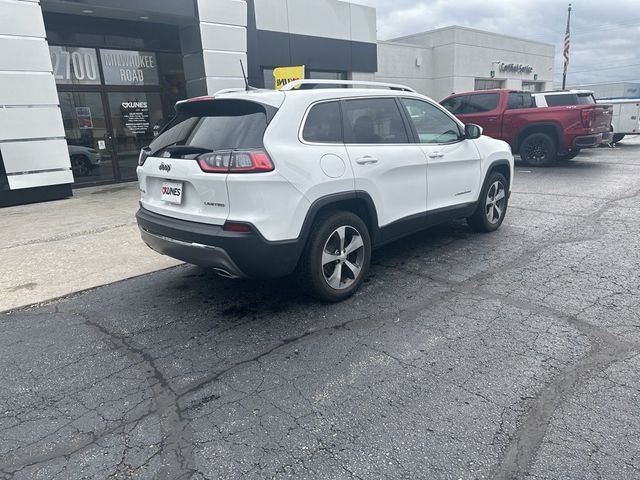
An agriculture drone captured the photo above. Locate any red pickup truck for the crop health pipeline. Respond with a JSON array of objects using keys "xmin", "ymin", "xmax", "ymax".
[{"xmin": 440, "ymin": 90, "xmax": 613, "ymax": 166}]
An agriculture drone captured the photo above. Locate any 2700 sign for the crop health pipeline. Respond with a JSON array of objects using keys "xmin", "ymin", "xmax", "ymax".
[{"xmin": 50, "ymin": 46, "xmax": 100, "ymax": 85}]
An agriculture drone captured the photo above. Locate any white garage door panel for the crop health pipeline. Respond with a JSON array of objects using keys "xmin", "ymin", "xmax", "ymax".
[
  {"xmin": 253, "ymin": 0, "xmax": 288, "ymax": 33},
  {"xmin": 286, "ymin": 0, "xmax": 351, "ymax": 41},
  {"xmin": 0, "ymin": 107, "xmax": 64, "ymax": 141},
  {"xmin": 200, "ymin": 23, "xmax": 246, "ymax": 52},
  {"xmin": 197, "ymin": 0, "xmax": 246, "ymax": 26},
  {"xmin": 8, "ymin": 170, "xmax": 74, "ymax": 190},
  {"xmin": 1, "ymin": 139, "xmax": 71, "ymax": 174},
  {"xmin": 0, "ymin": 0, "xmax": 46, "ymax": 38},
  {"xmin": 202, "ymin": 50, "xmax": 247, "ymax": 77},
  {"xmin": 0, "ymin": 72, "xmax": 59, "ymax": 106},
  {"xmin": 0, "ymin": 37, "xmax": 51, "ymax": 72}
]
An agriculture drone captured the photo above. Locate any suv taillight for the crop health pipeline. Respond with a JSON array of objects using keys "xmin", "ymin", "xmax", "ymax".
[
  {"xmin": 138, "ymin": 147, "xmax": 151, "ymax": 166},
  {"xmin": 197, "ymin": 150, "xmax": 274, "ymax": 173},
  {"xmin": 581, "ymin": 109, "xmax": 593, "ymax": 128}
]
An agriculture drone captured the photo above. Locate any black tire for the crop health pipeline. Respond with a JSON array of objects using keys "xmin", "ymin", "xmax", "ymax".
[
  {"xmin": 467, "ymin": 171, "xmax": 509, "ymax": 233},
  {"xmin": 558, "ymin": 148, "xmax": 581, "ymax": 161},
  {"xmin": 519, "ymin": 133, "xmax": 557, "ymax": 166},
  {"xmin": 613, "ymin": 133, "xmax": 625, "ymax": 143},
  {"xmin": 297, "ymin": 211, "xmax": 371, "ymax": 302},
  {"xmin": 71, "ymin": 154, "xmax": 90, "ymax": 177}
]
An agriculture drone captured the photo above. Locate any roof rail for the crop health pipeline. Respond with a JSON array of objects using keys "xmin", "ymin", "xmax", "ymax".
[{"xmin": 280, "ymin": 79, "xmax": 417, "ymax": 93}]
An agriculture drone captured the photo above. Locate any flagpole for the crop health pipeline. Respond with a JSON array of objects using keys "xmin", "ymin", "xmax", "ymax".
[{"xmin": 562, "ymin": 3, "xmax": 572, "ymax": 90}]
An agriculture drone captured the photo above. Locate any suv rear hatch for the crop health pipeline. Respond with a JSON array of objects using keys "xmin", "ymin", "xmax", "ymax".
[{"xmin": 138, "ymin": 97, "xmax": 278, "ymax": 225}]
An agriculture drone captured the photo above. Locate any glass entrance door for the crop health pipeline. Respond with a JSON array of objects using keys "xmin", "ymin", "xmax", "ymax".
[
  {"xmin": 107, "ymin": 92, "xmax": 164, "ymax": 180},
  {"xmin": 59, "ymin": 91, "xmax": 116, "ymax": 184}
]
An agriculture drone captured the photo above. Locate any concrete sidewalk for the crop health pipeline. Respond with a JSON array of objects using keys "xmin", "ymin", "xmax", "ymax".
[{"xmin": 1, "ymin": 183, "xmax": 180, "ymax": 312}]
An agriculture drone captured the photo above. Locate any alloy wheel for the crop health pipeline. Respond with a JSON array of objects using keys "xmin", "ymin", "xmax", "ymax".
[
  {"xmin": 321, "ymin": 225, "xmax": 365, "ymax": 290},
  {"xmin": 485, "ymin": 181, "xmax": 506, "ymax": 225},
  {"xmin": 525, "ymin": 139, "xmax": 548, "ymax": 163},
  {"xmin": 71, "ymin": 156, "xmax": 89, "ymax": 177}
]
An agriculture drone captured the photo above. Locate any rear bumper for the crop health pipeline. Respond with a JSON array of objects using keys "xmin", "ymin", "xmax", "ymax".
[
  {"xmin": 573, "ymin": 131, "xmax": 613, "ymax": 148},
  {"xmin": 136, "ymin": 207, "xmax": 303, "ymax": 279}
]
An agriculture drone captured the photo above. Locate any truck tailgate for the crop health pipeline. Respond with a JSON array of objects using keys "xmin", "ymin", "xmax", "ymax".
[{"xmin": 590, "ymin": 104, "xmax": 613, "ymax": 133}]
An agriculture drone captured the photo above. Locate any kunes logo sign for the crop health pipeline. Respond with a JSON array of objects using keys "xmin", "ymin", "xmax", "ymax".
[{"xmin": 161, "ymin": 185, "xmax": 181, "ymax": 196}]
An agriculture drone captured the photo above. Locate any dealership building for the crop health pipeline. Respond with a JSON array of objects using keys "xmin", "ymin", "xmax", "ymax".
[
  {"xmin": 0, "ymin": 0, "xmax": 554, "ymax": 207},
  {"xmin": 355, "ymin": 27, "xmax": 555, "ymax": 102}
]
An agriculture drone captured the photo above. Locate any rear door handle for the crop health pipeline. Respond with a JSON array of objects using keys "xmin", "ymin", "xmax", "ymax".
[
  {"xmin": 428, "ymin": 152, "xmax": 444, "ymax": 159},
  {"xmin": 356, "ymin": 156, "xmax": 378, "ymax": 165}
]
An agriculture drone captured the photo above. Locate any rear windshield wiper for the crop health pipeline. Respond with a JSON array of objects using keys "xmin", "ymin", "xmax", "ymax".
[{"xmin": 162, "ymin": 145, "xmax": 213, "ymax": 156}]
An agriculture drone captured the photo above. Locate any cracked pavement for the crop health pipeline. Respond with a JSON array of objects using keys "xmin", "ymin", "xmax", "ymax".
[{"xmin": 1, "ymin": 139, "xmax": 640, "ymax": 479}]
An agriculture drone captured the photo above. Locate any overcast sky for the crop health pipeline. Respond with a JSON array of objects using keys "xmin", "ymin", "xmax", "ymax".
[{"xmin": 352, "ymin": 0, "xmax": 640, "ymax": 86}]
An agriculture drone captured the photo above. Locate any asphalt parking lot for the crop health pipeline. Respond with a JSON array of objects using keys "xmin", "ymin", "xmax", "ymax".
[{"xmin": 2, "ymin": 139, "xmax": 640, "ymax": 480}]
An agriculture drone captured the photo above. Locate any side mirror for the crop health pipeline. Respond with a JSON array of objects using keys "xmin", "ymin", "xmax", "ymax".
[{"xmin": 465, "ymin": 124, "xmax": 483, "ymax": 139}]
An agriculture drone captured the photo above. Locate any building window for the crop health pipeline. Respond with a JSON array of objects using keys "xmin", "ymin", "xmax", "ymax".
[
  {"xmin": 522, "ymin": 81, "xmax": 544, "ymax": 92},
  {"xmin": 474, "ymin": 79, "xmax": 504, "ymax": 90},
  {"xmin": 262, "ymin": 68, "xmax": 275, "ymax": 90},
  {"xmin": 307, "ymin": 70, "xmax": 347, "ymax": 81},
  {"xmin": 261, "ymin": 68, "xmax": 347, "ymax": 89}
]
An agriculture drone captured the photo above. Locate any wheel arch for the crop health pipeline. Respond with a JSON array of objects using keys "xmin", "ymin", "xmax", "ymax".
[
  {"xmin": 298, "ymin": 191, "xmax": 380, "ymax": 247},
  {"xmin": 486, "ymin": 159, "xmax": 512, "ymax": 190},
  {"xmin": 516, "ymin": 122, "xmax": 562, "ymax": 153}
]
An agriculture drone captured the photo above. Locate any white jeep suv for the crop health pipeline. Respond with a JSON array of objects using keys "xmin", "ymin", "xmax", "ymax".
[{"xmin": 136, "ymin": 80, "xmax": 513, "ymax": 301}]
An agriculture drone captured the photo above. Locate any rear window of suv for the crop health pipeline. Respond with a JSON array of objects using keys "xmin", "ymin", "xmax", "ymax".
[{"xmin": 149, "ymin": 99, "xmax": 274, "ymax": 156}]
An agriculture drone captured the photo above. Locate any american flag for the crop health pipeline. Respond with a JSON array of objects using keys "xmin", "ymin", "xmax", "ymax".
[{"xmin": 563, "ymin": 4, "xmax": 572, "ymax": 76}]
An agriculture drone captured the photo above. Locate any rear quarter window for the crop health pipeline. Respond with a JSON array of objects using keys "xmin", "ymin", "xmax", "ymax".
[{"xmin": 302, "ymin": 101, "xmax": 342, "ymax": 143}]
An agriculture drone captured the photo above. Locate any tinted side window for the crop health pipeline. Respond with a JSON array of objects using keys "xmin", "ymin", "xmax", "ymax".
[
  {"xmin": 464, "ymin": 93, "xmax": 499, "ymax": 113},
  {"xmin": 343, "ymin": 98, "xmax": 409, "ymax": 144},
  {"xmin": 441, "ymin": 96, "xmax": 467, "ymax": 115},
  {"xmin": 401, "ymin": 98, "xmax": 461, "ymax": 144},
  {"xmin": 149, "ymin": 100, "xmax": 270, "ymax": 155},
  {"xmin": 577, "ymin": 94, "xmax": 596, "ymax": 105},
  {"xmin": 508, "ymin": 92, "xmax": 535, "ymax": 109},
  {"xmin": 545, "ymin": 94, "xmax": 577, "ymax": 106},
  {"xmin": 302, "ymin": 101, "xmax": 342, "ymax": 143}
]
